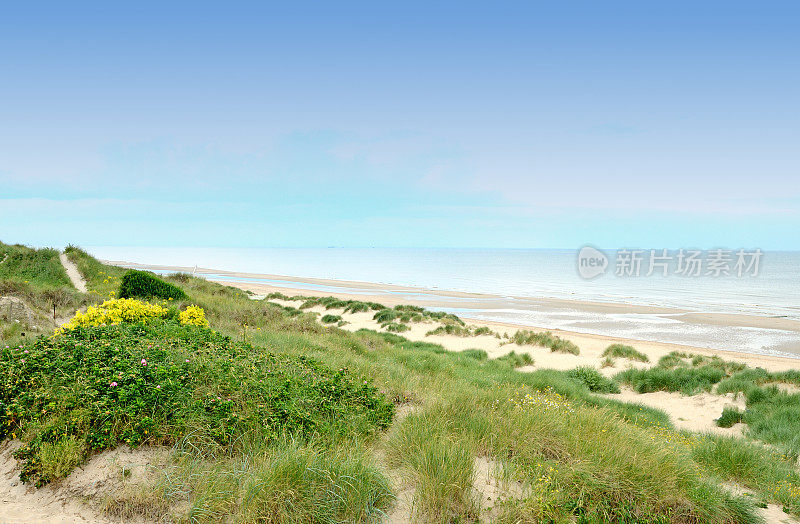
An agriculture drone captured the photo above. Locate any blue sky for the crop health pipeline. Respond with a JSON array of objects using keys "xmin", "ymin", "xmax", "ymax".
[{"xmin": 1, "ymin": 1, "xmax": 798, "ymax": 249}]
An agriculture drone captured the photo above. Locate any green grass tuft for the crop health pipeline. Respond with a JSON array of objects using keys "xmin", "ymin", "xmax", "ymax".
[
  {"xmin": 615, "ymin": 365, "xmax": 726, "ymax": 395},
  {"xmin": 496, "ymin": 350, "xmax": 534, "ymax": 368},
  {"xmin": 567, "ymin": 366, "xmax": 621, "ymax": 393},
  {"xmin": 507, "ymin": 330, "xmax": 580, "ymax": 355},
  {"xmin": 602, "ymin": 343, "xmax": 649, "ymax": 363},
  {"xmin": 717, "ymin": 407, "xmax": 744, "ymax": 428},
  {"xmin": 383, "ymin": 322, "xmax": 410, "ymax": 333}
]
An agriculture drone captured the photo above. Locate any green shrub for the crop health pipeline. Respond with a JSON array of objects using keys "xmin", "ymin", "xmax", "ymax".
[
  {"xmin": 567, "ymin": 366, "xmax": 621, "ymax": 393},
  {"xmin": 426, "ymin": 324, "xmax": 472, "ymax": 337},
  {"xmin": 425, "ymin": 311, "xmax": 465, "ymax": 325},
  {"xmin": 458, "ymin": 349, "xmax": 488, "ymax": 361},
  {"xmin": 717, "ymin": 407, "xmax": 744, "ymax": 428},
  {"xmin": 0, "ymin": 321, "xmax": 393, "ymax": 485},
  {"xmin": 658, "ymin": 352, "xmax": 687, "ymax": 368},
  {"xmin": 321, "ymin": 314, "xmax": 342, "ymax": 324},
  {"xmin": 342, "ymin": 302, "xmax": 370, "ymax": 313},
  {"xmin": 373, "ymin": 309, "xmax": 398, "ymax": 324},
  {"xmin": 394, "ymin": 304, "xmax": 425, "ymax": 313},
  {"xmin": 496, "ymin": 350, "xmax": 534, "ymax": 368},
  {"xmin": 118, "ymin": 270, "xmax": 186, "ymax": 301},
  {"xmin": 38, "ymin": 436, "xmax": 85, "ymax": 480},
  {"xmin": 602, "ymin": 344, "xmax": 649, "ymax": 363},
  {"xmin": 384, "ymin": 322, "xmax": 409, "ymax": 333}
]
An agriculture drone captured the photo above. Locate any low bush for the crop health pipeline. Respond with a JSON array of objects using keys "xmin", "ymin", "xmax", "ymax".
[
  {"xmin": 394, "ymin": 304, "xmax": 425, "ymax": 314},
  {"xmin": 118, "ymin": 270, "xmax": 186, "ymax": 301},
  {"xmin": 373, "ymin": 309, "xmax": 398, "ymax": 324},
  {"xmin": 717, "ymin": 407, "xmax": 744, "ymax": 428},
  {"xmin": 342, "ymin": 302, "xmax": 370, "ymax": 313},
  {"xmin": 426, "ymin": 324, "xmax": 472, "ymax": 337},
  {"xmin": 59, "ymin": 298, "xmax": 207, "ymax": 332},
  {"xmin": 384, "ymin": 322, "xmax": 410, "ymax": 333},
  {"xmin": 426, "ymin": 324, "xmax": 497, "ymax": 337},
  {"xmin": 1, "ymin": 321, "xmax": 393, "ymax": 485},
  {"xmin": 602, "ymin": 344, "xmax": 649, "ymax": 363},
  {"xmin": 567, "ymin": 366, "xmax": 621, "ymax": 393},
  {"xmin": 496, "ymin": 350, "xmax": 534, "ymax": 368},
  {"xmin": 321, "ymin": 314, "xmax": 342, "ymax": 324},
  {"xmin": 60, "ymin": 298, "xmax": 169, "ymax": 330},
  {"xmin": 458, "ymin": 349, "xmax": 488, "ymax": 361},
  {"xmin": 178, "ymin": 304, "xmax": 209, "ymax": 327}
]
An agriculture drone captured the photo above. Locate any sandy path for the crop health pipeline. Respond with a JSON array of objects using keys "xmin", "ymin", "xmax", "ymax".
[
  {"xmin": 60, "ymin": 253, "xmax": 87, "ymax": 293},
  {"xmin": 0, "ymin": 441, "xmax": 111, "ymax": 524}
]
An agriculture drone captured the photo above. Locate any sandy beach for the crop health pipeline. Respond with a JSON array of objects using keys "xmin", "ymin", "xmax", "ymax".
[
  {"xmin": 110, "ymin": 260, "xmax": 800, "ymax": 356},
  {"xmin": 3, "ymin": 254, "xmax": 800, "ymax": 523},
  {"xmin": 108, "ymin": 261, "xmax": 800, "ymax": 436}
]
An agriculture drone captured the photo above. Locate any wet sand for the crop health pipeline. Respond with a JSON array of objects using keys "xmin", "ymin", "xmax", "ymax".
[{"xmin": 106, "ymin": 261, "xmax": 800, "ymax": 358}]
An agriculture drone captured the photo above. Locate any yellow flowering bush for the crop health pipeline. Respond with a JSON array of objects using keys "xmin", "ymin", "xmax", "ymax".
[
  {"xmin": 59, "ymin": 299, "xmax": 210, "ymax": 333},
  {"xmin": 178, "ymin": 304, "xmax": 210, "ymax": 328},
  {"xmin": 61, "ymin": 298, "xmax": 168, "ymax": 331}
]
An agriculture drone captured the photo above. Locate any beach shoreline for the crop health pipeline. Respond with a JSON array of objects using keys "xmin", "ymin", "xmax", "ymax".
[{"xmin": 106, "ymin": 260, "xmax": 800, "ymax": 363}]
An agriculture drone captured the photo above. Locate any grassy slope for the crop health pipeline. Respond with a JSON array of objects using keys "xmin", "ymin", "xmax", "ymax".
[
  {"xmin": 5, "ymin": 248, "xmax": 800, "ymax": 522},
  {"xmin": 0, "ymin": 242, "xmax": 91, "ymax": 345},
  {"xmin": 0, "ymin": 242, "xmax": 71, "ymax": 289},
  {"xmin": 147, "ymin": 273, "xmax": 769, "ymax": 522}
]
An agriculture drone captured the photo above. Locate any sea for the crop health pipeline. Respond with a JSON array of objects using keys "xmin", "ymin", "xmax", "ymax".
[{"xmin": 86, "ymin": 247, "xmax": 800, "ymax": 358}]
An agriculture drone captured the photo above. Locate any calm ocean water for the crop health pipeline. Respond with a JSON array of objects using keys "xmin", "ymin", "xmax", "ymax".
[{"xmin": 87, "ymin": 247, "xmax": 800, "ymax": 356}]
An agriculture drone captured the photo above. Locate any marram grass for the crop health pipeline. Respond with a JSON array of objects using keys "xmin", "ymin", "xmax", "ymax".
[{"xmin": 2, "ymin": 244, "xmax": 799, "ymax": 522}]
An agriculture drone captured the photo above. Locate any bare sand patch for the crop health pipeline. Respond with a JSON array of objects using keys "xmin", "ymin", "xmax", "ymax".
[
  {"xmin": 473, "ymin": 456, "xmax": 526, "ymax": 523},
  {"xmin": 724, "ymin": 482, "xmax": 800, "ymax": 524},
  {"xmin": 604, "ymin": 388, "xmax": 746, "ymax": 435},
  {"xmin": 0, "ymin": 440, "xmax": 163, "ymax": 524}
]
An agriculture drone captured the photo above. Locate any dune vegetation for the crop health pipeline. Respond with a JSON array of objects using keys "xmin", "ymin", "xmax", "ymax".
[
  {"xmin": 2, "ymin": 242, "xmax": 800, "ymax": 522},
  {"xmin": 602, "ymin": 343, "xmax": 650, "ymax": 363}
]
